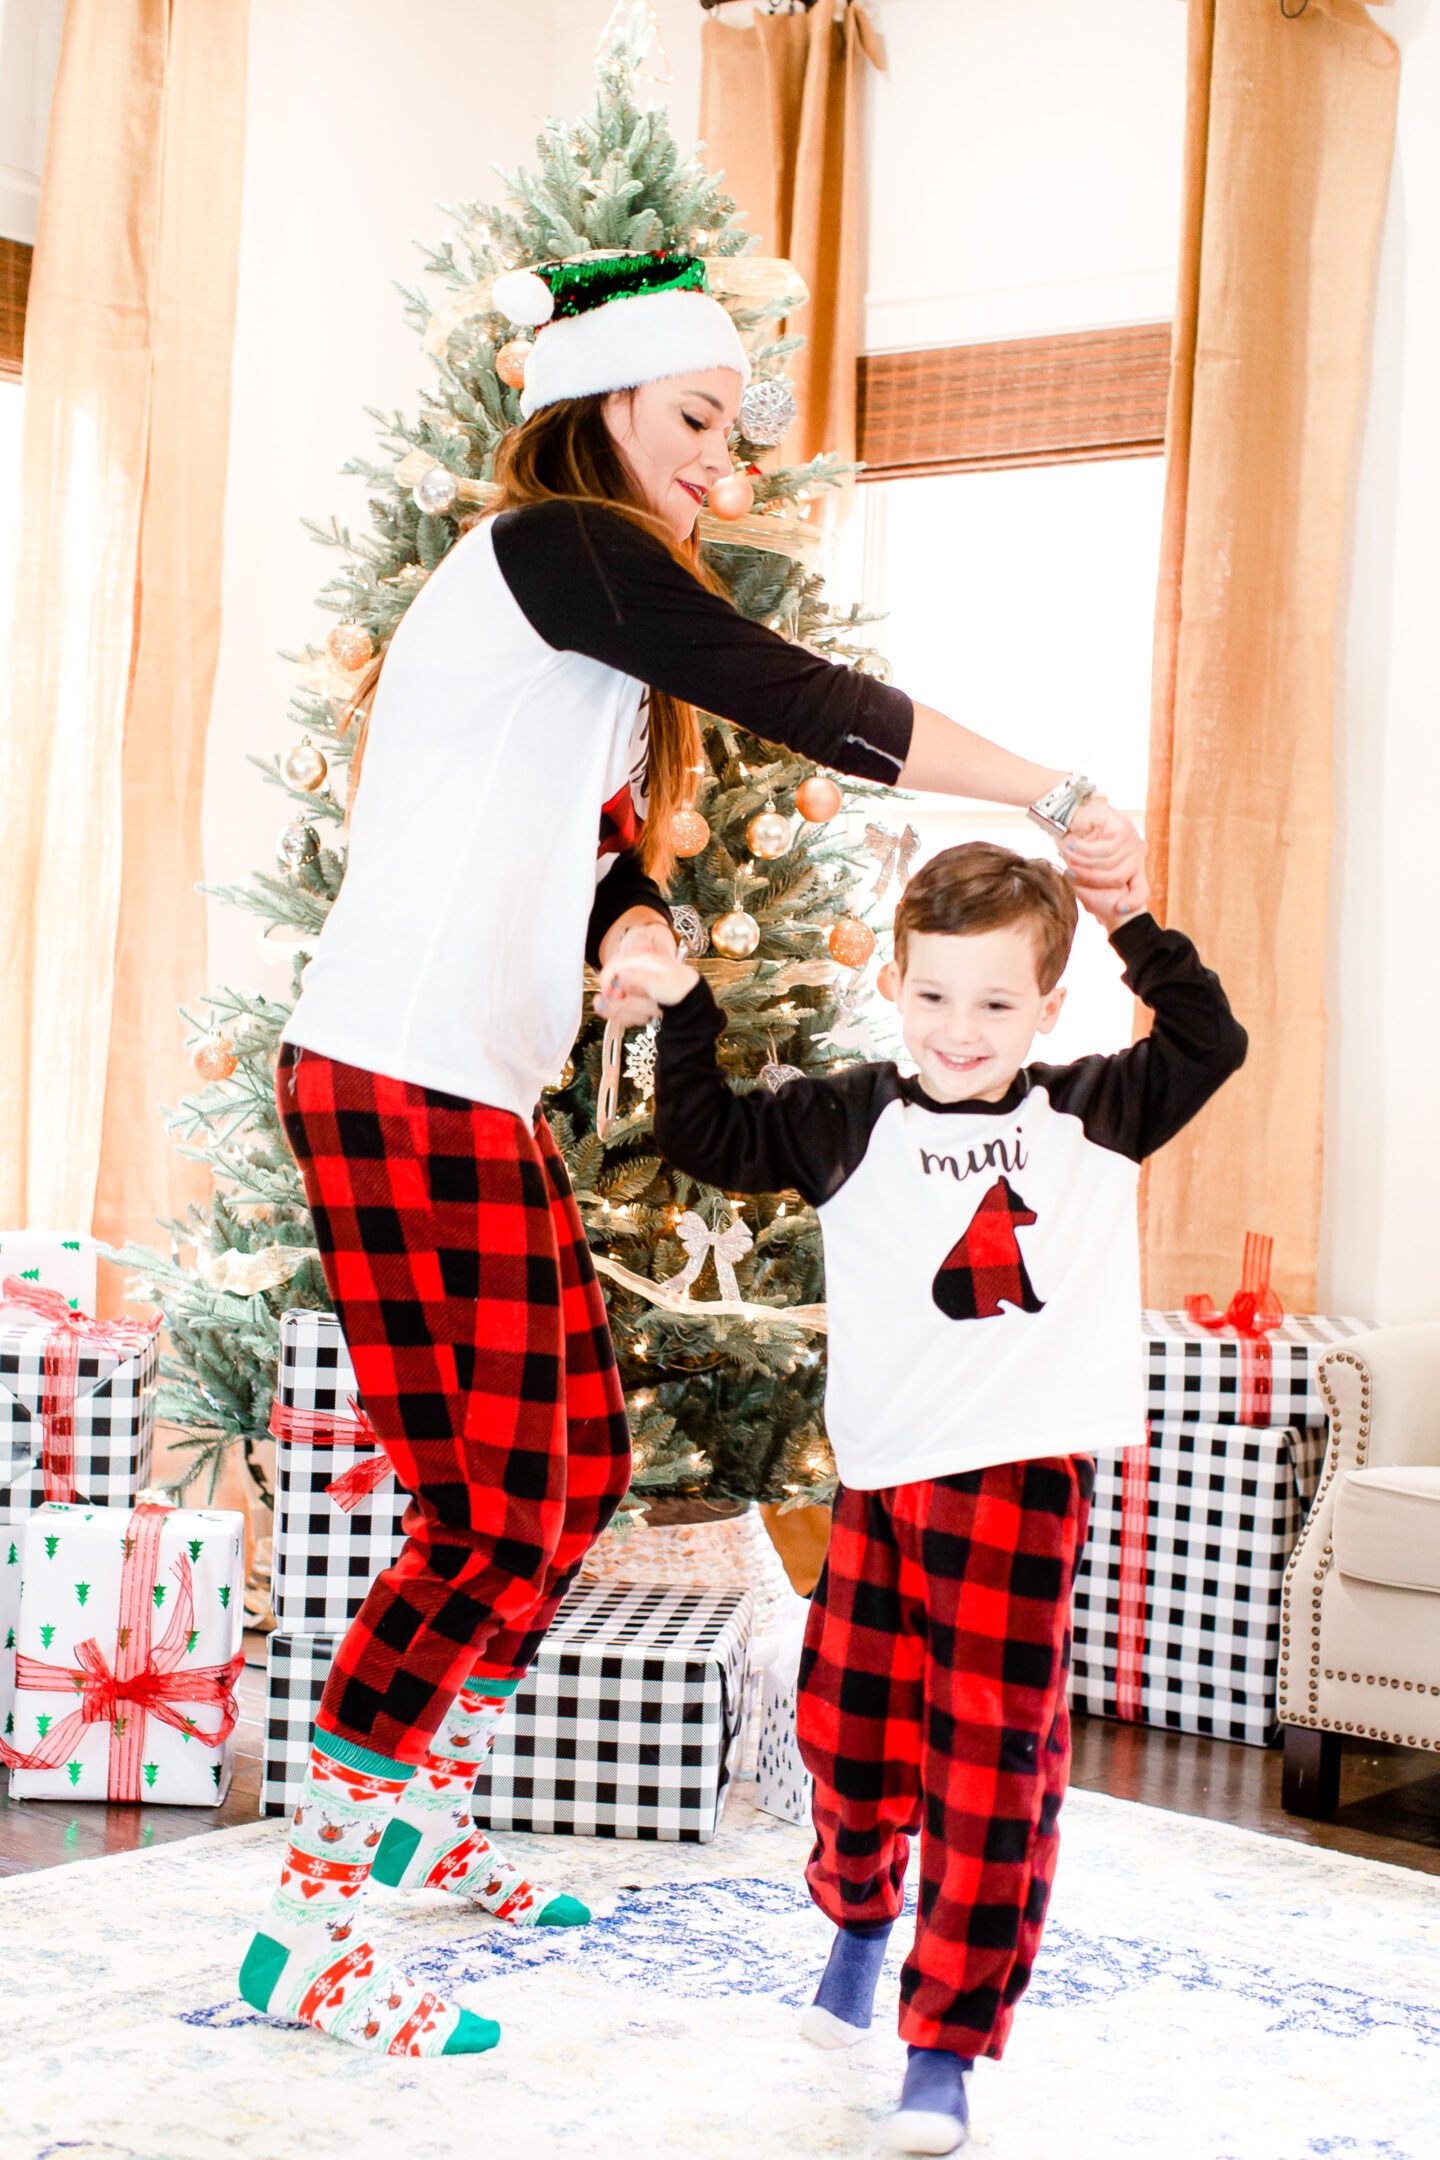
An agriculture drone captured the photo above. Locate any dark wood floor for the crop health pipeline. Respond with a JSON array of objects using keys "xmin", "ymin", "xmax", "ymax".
[{"xmin": 3, "ymin": 1659, "xmax": 1438, "ymax": 1880}]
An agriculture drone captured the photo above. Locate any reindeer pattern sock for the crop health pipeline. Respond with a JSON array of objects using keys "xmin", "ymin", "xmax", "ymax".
[
  {"xmin": 238, "ymin": 1735, "xmax": 498, "ymax": 2056},
  {"xmin": 371, "ymin": 1674, "xmax": 588, "ymax": 1927}
]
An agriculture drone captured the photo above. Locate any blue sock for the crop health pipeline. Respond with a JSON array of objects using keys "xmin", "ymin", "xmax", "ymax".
[
  {"xmin": 898, "ymin": 2044, "xmax": 973, "ymax": 2128},
  {"xmin": 812, "ymin": 1919, "xmax": 892, "ymax": 2031}
]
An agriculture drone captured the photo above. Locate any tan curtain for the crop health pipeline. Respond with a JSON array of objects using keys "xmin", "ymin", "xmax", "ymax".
[
  {"xmin": 0, "ymin": 1, "xmax": 248, "ymax": 1296},
  {"xmin": 1143, "ymin": 0, "xmax": 1398, "ymax": 1313},
  {"xmin": 700, "ymin": 1, "xmax": 884, "ymax": 464}
]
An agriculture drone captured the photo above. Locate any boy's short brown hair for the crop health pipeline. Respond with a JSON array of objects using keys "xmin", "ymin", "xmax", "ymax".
[{"xmin": 893, "ymin": 841, "xmax": 1078, "ymax": 993}]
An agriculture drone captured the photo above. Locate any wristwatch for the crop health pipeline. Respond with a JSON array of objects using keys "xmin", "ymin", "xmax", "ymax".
[{"xmin": 1027, "ymin": 772, "xmax": 1098, "ymax": 841}]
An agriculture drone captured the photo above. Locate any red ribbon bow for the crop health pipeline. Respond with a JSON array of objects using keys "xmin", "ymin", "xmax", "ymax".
[
  {"xmin": 0, "ymin": 1501, "xmax": 244, "ymax": 1799},
  {"xmin": 268, "ymin": 1395, "xmax": 394, "ymax": 1512},
  {"xmin": 1183, "ymin": 1232, "xmax": 1284, "ymax": 1339},
  {"xmin": 1, "ymin": 1276, "xmax": 161, "ymax": 1504}
]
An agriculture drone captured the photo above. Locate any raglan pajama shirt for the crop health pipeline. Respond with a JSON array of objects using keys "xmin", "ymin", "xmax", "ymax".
[
  {"xmin": 654, "ymin": 921, "xmax": 1246, "ymax": 2055},
  {"xmin": 278, "ymin": 497, "xmax": 916, "ymax": 1767}
]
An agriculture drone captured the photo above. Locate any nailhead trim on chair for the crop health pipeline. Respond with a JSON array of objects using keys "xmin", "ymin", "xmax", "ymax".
[
  {"xmin": 1323, "ymin": 1671, "xmax": 1440, "ymax": 1692},
  {"xmin": 1278, "ymin": 1351, "xmax": 1371, "ymax": 1722}
]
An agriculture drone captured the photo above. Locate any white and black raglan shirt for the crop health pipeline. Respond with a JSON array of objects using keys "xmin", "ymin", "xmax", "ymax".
[
  {"xmin": 654, "ymin": 915, "xmax": 1247, "ymax": 1489},
  {"xmin": 285, "ymin": 500, "xmax": 914, "ymax": 1116}
]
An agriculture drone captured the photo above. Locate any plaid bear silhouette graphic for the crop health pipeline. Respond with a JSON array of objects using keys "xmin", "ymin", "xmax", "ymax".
[{"xmin": 932, "ymin": 1176, "xmax": 1045, "ymax": 1321}]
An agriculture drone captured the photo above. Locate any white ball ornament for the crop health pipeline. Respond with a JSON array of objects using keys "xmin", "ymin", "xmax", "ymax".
[{"xmin": 413, "ymin": 466, "xmax": 460, "ymax": 516}]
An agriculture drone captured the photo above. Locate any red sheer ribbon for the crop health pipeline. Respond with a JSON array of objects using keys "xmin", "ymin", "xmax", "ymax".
[
  {"xmin": 1182, "ymin": 1232, "xmax": 1285, "ymax": 1428},
  {"xmin": 0, "ymin": 1501, "xmax": 245, "ymax": 1798},
  {"xmin": 1, "ymin": 1276, "xmax": 161, "ymax": 1503},
  {"xmin": 267, "ymin": 1396, "xmax": 393, "ymax": 1512},
  {"xmin": 1115, "ymin": 1433, "xmax": 1151, "ymax": 1722}
]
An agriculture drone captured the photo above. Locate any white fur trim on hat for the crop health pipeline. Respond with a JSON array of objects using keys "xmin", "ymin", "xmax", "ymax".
[{"xmin": 518, "ymin": 287, "xmax": 751, "ymax": 418}]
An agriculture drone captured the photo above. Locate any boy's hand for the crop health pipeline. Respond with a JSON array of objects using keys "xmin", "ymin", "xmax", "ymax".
[
  {"xmin": 594, "ymin": 944, "xmax": 700, "ymax": 1024},
  {"xmin": 1059, "ymin": 797, "xmax": 1143, "ymax": 892},
  {"xmin": 1072, "ymin": 857, "xmax": 1151, "ymax": 935}
]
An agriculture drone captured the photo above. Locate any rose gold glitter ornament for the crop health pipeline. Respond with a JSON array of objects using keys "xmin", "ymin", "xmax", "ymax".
[
  {"xmin": 495, "ymin": 338, "xmax": 532, "ymax": 389},
  {"xmin": 670, "ymin": 808, "xmax": 711, "ymax": 857},
  {"xmin": 191, "ymin": 1035, "xmax": 238, "ymax": 1083},
  {"xmin": 828, "ymin": 917, "xmax": 877, "ymax": 967},
  {"xmin": 706, "ymin": 473, "xmax": 755, "ymax": 521},
  {"xmin": 326, "ymin": 622, "xmax": 373, "ymax": 671},
  {"xmin": 795, "ymin": 775, "xmax": 843, "ymax": 822}
]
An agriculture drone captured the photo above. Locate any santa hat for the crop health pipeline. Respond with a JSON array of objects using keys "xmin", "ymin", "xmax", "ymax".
[{"xmin": 491, "ymin": 251, "xmax": 751, "ymax": 419}]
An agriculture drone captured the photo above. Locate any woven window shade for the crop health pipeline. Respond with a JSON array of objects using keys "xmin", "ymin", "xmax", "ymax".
[
  {"xmin": 857, "ymin": 323, "xmax": 1171, "ymax": 481},
  {"xmin": 0, "ymin": 240, "xmax": 32, "ymax": 382}
]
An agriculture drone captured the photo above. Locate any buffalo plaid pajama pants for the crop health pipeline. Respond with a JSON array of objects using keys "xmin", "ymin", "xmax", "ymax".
[
  {"xmin": 797, "ymin": 1456, "xmax": 1093, "ymax": 2058},
  {"xmin": 277, "ymin": 1045, "xmax": 631, "ymax": 1768}
]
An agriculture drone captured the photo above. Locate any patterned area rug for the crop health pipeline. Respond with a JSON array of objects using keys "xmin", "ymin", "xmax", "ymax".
[{"xmin": 2, "ymin": 1780, "xmax": 1436, "ymax": 2160}]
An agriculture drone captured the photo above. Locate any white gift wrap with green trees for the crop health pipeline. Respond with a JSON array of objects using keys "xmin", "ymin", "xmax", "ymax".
[{"xmin": 3, "ymin": 1503, "xmax": 245, "ymax": 1803}]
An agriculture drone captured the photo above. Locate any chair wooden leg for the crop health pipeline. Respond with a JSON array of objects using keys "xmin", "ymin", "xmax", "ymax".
[{"xmin": 1281, "ymin": 1725, "xmax": 1342, "ymax": 1817}]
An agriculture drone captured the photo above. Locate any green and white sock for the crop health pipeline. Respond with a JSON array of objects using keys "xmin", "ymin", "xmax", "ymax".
[
  {"xmin": 372, "ymin": 1675, "xmax": 588, "ymax": 1928},
  {"xmin": 238, "ymin": 1733, "xmax": 499, "ymax": 2055}
]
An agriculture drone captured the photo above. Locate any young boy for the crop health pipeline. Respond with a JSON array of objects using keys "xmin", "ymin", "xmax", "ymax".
[{"xmin": 601, "ymin": 842, "xmax": 1245, "ymax": 2155}]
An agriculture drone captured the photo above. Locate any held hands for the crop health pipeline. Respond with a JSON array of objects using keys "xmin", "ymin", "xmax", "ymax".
[
  {"xmin": 594, "ymin": 945, "xmax": 700, "ymax": 1023},
  {"xmin": 1058, "ymin": 798, "xmax": 1147, "ymax": 923},
  {"xmin": 1070, "ymin": 850, "xmax": 1151, "ymax": 934}
]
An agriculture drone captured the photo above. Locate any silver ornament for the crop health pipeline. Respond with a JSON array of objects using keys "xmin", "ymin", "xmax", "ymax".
[
  {"xmin": 853, "ymin": 648, "xmax": 894, "ymax": 682},
  {"xmin": 624, "ymin": 1023, "xmax": 659, "ymax": 1100},
  {"xmin": 277, "ymin": 819, "xmax": 320, "ymax": 871},
  {"xmin": 281, "ymin": 737, "xmax": 328, "ymax": 793},
  {"xmin": 711, "ymin": 908, "xmax": 761, "ymax": 959},
  {"xmin": 760, "ymin": 1060, "xmax": 806, "ymax": 1094},
  {"xmin": 737, "ymin": 377, "xmax": 799, "ymax": 448},
  {"xmin": 672, "ymin": 904, "xmax": 709, "ymax": 958},
  {"xmin": 413, "ymin": 465, "xmax": 460, "ymax": 516}
]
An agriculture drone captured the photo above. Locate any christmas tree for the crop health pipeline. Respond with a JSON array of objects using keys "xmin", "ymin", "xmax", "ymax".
[{"xmin": 110, "ymin": 6, "xmax": 899, "ymax": 1524}]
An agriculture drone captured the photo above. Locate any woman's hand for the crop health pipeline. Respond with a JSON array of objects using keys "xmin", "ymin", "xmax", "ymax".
[
  {"xmin": 1072, "ymin": 852, "xmax": 1151, "ymax": 934},
  {"xmin": 594, "ymin": 911, "xmax": 685, "ymax": 1025},
  {"xmin": 595, "ymin": 947, "xmax": 700, "ymax": 1021},
  {"xmin": 1059, "ymin": 797, "xmax": 1145, "ymax": 901}
]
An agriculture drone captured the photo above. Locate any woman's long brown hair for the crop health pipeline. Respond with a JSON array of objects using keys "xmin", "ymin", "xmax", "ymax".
[{"xmin": 342, "ymin": 393, "xmax": 707, "ymax": 887}]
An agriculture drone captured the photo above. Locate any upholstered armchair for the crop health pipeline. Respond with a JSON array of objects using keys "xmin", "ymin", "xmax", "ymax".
[{"xmin": 1278, "ymin": 1323, "xmax": 1440, "ymax": 1814}]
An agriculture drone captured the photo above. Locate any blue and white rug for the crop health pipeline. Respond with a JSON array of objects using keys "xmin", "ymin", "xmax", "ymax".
[{"xmin": 0, "ymin": 1779, "xmax": 1436, "ymax": 2159}]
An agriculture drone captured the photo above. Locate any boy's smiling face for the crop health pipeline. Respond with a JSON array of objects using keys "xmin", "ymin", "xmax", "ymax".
[{"xmin": 877, "ymin": 925, "xmax": 1066, "ymax": 1105}]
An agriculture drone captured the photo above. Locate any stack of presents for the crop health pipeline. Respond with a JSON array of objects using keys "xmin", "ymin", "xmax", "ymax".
[
  {"xmin": 0, "ymin": 1227, "xmax": 1370, "ymax": 1835},
  {"xmin": 0, "ymin": 1232, "xmax": 246, "ymax": 1805}
]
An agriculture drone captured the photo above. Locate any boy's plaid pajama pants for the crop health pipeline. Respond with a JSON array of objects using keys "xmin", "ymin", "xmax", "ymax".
[
  {"xmin": 277, "ymin": 1045, "xmax": 631, "ymax": 1768},
  {"xmin": 797, "ymin": 1456, "xmax": 1093, "ymax": 2058}
]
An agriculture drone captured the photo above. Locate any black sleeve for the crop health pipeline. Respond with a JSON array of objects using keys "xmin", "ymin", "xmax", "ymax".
[
  {"xmin": 585, "ymin": 850, "xmax": 673, "ymax": 968},
  {"xmin": 1030, "ymin": 913, "xmax": 1247, "ymax": 1162},
  {"xmin": 492, "ymin": 499, "xmax": 913, "ymax": 786},
  {"xmin": 653, "ymin": 977, "xmax": 895, "ymax": 1206}
]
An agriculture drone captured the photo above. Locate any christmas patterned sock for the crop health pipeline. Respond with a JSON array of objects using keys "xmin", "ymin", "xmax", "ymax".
[
  {"xmin": 371, "ymin": 1674, "xmax": 588, "ymax": 1927},
  {"xmin": 238, "ymin": 1733, "xmax": 499, "ymax": 2055}
]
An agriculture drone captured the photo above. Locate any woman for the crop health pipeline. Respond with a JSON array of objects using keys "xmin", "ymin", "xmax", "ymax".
[{"xmin": 239, "ymin": 251, "xmax": 1143, "ymax": 2057}]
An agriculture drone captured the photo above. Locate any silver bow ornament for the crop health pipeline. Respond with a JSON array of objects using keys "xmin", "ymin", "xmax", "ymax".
[
  {"xmin": 864, "ymin": 820, "xmax": 921, "ymax": 899},
  {"xmin": 666, "ymin": 1209, "xmax": 754, "ymax": 1302}
]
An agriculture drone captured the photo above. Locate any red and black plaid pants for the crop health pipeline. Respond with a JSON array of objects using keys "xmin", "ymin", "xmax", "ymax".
[
  {"xmin": 277, "ymin": 1046, "xmax": 631, "ymax": 1767},
  {"xmin": 797, "ymin": 1457, "xmax": 1093, "ymax": 2058}
]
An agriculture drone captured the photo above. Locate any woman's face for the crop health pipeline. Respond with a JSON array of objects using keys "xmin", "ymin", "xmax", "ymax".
[{"xmin": 603, "ymin": 369, "xmax": 745, "ymax": 541}]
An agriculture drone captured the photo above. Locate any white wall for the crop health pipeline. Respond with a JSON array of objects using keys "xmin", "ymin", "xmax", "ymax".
[
  {"xmin": 1323, "ymin": 1, "xmax": 1440, "ymax": 1326},
  {"xmin": 0, "ymin": 0, "xmax": 63, "ymax": 246},
  {"xmin": 204, "ymin": 0, "xmax": 562, "ymax": 991}
]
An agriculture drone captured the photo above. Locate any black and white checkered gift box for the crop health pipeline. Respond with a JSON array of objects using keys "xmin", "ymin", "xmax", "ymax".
[
  {"xmin": 473, "ymin": 1580, "xmax": 753, "ymax": 1843},
  {"xmin": 1070, "ymin": 1420, "xmax": 1327, "ymax": 1748},
  {"xmin": 270, "ymin": 1309, "xmax": 408, "ymax": 1630},
  {"xmin": 0, "ymin": 1308, "xmax": 157, "ymax": 1520},
  {"xmin": 1142, "ymin": 1310, "xmax": 1368, "ymax": 1428},
  {"xmin": 262, "ymin": 1631, "xmax": 340, "ymax": 1816},
  {"xmin": 263, "ymin": 1581, "xmax": 753, "ymax": 1839}
]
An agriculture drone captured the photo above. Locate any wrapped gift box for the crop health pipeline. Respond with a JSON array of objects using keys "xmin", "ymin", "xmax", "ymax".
[
  {"xmin": 3, "ymin": 1501, "xmax": 245, "ymax": 1802},
  {"xmin": 1070, "ymin": 1420, "xmax": 1328, "ymax": 1748},
  {"xmin": 270, "ymin": 1308, "xmax": 407, "ymax": 1630},
  {"xmin": 1142, "ymin": 1310, "xmax": 1368, "ymax": 1429},
  {"xmin": 263, "ymin": 1582, "xmax": 754, "ymax": 1841},
  {"xmin": 0, "ymin": 1286, "xmax": 157, "ymax": 1520},
  {"xmin": 755, "ymin": 1658, "xmax": 812, "ymax": 1827},
  {"xmin": 0, "ymin": 1232, "xmax": 97, "ymax": 1317}
]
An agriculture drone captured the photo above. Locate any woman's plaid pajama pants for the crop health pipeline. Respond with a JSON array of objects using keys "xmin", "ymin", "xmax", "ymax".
[
  {"xmin": 277, "ymin": 1046, "xmax": 631, "ymax": 1767},
  {"xmin": 797, "ymin": 1457, "xmax": 1093, "ymax": 2058}
]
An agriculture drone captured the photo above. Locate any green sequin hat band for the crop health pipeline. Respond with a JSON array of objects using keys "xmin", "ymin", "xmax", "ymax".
[{"xmin": 492, "ymin": 250, "xmax": 751, "ymax": 418}]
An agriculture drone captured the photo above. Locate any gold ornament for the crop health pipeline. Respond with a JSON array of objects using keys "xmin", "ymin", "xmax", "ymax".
[
  {"xmin": 670, "ymin": 808, "xmax": 711, "ymax": 858},
  {"xmin": 745, "ymin": 809, "xmax": 792, "ymax": 859},
  {"xmin": 853, "ymin": 649, "xmax": 894, "ymax": 681},
  {"xmin": 495, "ymin": 338, "xmax": 532, "ymax": 388},
  {"xmin": 828, "ymin": 917, "xmax": 877, "ymax": 967},
  {"xmin": 546, "ymin": 1057, "xmax": 575, "ymax": 1092},
  {"xmin": 711, "ymin": 907, "xmax": 761, "ymax": 959},
  {"xmin": 707, "ymin": 472, "xmax": 755, "ymax": 521},
  {"xmin": 795, "ymin": 775, "xmax": 843, "ymax": 823},
  {"xmin": 191, "ymin": 1035, "xmax": 237, "ymax": 1083},
  {"xmin": 326, "ymin": 622, "xmax": 373, "ymax": 672},
  {"xmin": 281, "ymin": 738, "xmax": 328, "ymax": 793}
]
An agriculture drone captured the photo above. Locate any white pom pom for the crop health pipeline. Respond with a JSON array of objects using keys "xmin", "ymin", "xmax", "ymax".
[{"xmin": 491, "ymin": 268, "xmax": 555, "ymax": 329}]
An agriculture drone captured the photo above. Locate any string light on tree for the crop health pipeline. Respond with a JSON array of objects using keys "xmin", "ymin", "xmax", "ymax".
[
  {"xmin": 670, "ymin": 807, "xmax": 710, "ymax": 857},
  {"xmin": 281, "ymin": 738, "xmax": 328, "ymax": 793},
  {"xmin": 795, "ymin": 774, "xmax": 842, "ymax": 823},
  {"xmin": 828, "ymin": 917, "xmax": 877, "ymax": 967},
  {"xmin": 326, "ymin": 622, "xmax": 373, "ymax": 672}
]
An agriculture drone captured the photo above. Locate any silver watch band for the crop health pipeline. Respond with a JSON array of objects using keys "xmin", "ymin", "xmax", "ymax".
[{"xmin": 1027, "ymin": 772, "xmax": 1098, "ymax": 840}]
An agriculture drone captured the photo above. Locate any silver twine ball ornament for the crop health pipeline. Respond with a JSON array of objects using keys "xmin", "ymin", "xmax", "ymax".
[
  {"xmin": 671, "ymin": 903, "xmax": 709, "ymax": 958},
  {"xmin": 737, "ymin": 377, "xmax": 798, "ymax": 448}
]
